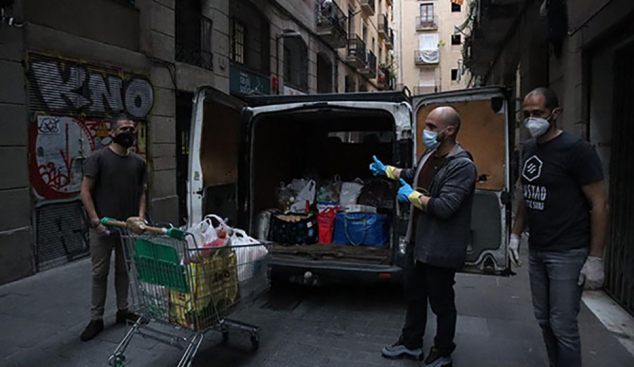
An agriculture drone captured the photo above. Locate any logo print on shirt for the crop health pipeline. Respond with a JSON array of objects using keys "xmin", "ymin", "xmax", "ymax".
[{"xmin": 522, "ymin": 155, "xmax": 543, "ymax": 182}]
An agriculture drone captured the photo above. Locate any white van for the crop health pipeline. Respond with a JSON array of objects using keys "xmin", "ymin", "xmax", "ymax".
[{"xmin": 186, "ymin": 87, "xmax": 513, "ymax": 283}]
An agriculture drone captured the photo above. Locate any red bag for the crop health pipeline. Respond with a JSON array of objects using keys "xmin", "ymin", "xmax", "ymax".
[{"xmin": 317, "ymin": 207, "xmax": 338, "ymax": 244}]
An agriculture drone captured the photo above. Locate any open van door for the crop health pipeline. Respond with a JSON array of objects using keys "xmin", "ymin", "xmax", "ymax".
[
  {"xmin": 411, "ymin": 87, "xmax": 513, "ymax": 275},
  {"xmin": 187, "ymin": 87, "xmax": 245, "ymax": 227}
]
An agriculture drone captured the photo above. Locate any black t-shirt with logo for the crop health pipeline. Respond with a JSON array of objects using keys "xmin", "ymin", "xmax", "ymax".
[{"xmin": 520, "ymin": 131, "xmax": 604, "ymax": 251}]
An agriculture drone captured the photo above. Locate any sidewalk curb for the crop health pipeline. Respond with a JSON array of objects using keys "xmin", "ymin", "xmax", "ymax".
[{"xmin": 582, "ymin": 290, "xmax": 634, "ymax": 358}]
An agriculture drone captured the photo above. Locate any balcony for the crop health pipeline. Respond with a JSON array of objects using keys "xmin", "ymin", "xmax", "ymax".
[
  {"xmin": 346, "ymin": 35, "xmax": 367, "ymax": 69},
  {"xmin": 377, "ymin": 64, "xmax": 393, "ymax": 90},
  {"xmin": 316, "ymin": 0, "xmax": 348, "ymax": 48},
  {"xmin": 415, "ymin": 50, "xmax": 440, "ymax": 65},
  {"xmin": 359, "ymin": 50, "xmax": 377, "ymax": 79},
  {"xmin": 385, "ymin": 28, "xmax": 394, "ymax": 49},
  {"xmin": 378, "ymin": 14, "xmax": 389, "ymax": 38},
  {"xmin": 360, "ymin": 0, "xmax": 375, "ymax": 16},
  {"xmin": 416, "ymin": 15, "xmax": 438, "ymax": 31},
  {"xmin": 176, "ymin": 8, "xmax": 213, "ymax": 70}
]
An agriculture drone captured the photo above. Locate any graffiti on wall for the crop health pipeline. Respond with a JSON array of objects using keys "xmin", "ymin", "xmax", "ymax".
[{"xmin": 27, "ymin": 54, "xmax": 152, "ymax": 201}]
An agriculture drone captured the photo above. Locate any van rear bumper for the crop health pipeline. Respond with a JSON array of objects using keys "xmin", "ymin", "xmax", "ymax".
[{"xmin": 269, "ymin": 256, "xmax": 404, "ymax": 284}]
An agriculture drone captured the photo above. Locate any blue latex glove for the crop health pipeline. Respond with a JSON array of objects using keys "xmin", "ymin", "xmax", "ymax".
[
  {"xmin": 369, "ymin": 155, "xmax": 387, "ymax": 176},
  {"xmin": 398, "ymin": 179, "xmax": 414, "ymax": 202}
]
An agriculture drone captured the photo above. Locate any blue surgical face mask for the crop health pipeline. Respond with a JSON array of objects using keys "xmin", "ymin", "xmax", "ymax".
[{"xmin": 422, "ymin": 129, "xmax": 441, "ymax": 150}]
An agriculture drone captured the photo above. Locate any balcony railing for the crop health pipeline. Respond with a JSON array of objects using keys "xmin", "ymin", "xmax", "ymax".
[
  {"xmin": 360, "ymin": 0, "xmax": 375, "ymax": 16},
  {"xmin": 316, "ymin": 0, "xmax": 348, "ymax": 48},
  {"xmin": 416, "ymin": 15, "xmax": 439, "ymax": 31},
  {"xmin": 347, "ymin": 35, "xmax": 367, "ymax": 68},
  {"xmin": 415, "ymin": 50, "xmax": 440, "ymax": 65},
  {"xmin": 176, "ymin": 10, "xmax": 213, "ymax": 70},
  {"xmin": 378, "ymin": 14, "xmax": 389, "ymax": 38}
]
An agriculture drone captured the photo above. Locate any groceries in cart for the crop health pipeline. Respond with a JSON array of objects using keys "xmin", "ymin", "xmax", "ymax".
[
  {"xmin": 256, "ymin": 176, "xmax": 394, "ymax": 247},
  {"xmin": 100, "ymin": 216, "xmax": 269, "ymax": 367}
]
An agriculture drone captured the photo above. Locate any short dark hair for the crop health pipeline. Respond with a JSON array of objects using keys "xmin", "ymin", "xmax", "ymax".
[
  {"xmin": 110, "ymin": 114, "xmax": 134, "ymax": 131},
  {"xmin": 526, "ymin": 87, "xmax": 559, "ymax": 110}
]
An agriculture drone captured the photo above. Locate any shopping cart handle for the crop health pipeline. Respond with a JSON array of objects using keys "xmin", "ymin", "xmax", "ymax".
[{"xmin": 101, "ymin": 217, "xmax": 126, "ymax": 228}]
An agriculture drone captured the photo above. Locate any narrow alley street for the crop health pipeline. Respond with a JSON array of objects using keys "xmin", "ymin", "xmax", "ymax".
[{"xmin": 1, "ymin": 247, "xmax": 632, "ymax": 367}]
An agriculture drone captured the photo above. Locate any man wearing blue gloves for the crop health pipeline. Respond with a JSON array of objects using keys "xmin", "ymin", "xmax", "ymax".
[{"xmin": 372, "ymin": 106, "xmax": 477, "ymax": 367}]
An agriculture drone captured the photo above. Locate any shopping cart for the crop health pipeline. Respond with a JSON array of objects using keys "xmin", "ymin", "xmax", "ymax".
[{"xmin": 101, "ymin": 218, "xmax": 271, "ymax": 367}]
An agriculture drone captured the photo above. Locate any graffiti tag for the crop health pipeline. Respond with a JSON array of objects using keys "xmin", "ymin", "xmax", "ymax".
[
  {"xmin": 37, "ymin": 116, "xmax": 60, "ymax": 135},
  {"xmin": 30, "ymin": 61, "xmax": 154, "ymax": 119}
]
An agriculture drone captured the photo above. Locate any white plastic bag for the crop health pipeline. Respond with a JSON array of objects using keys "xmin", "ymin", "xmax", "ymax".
[
  {"xmin": 186, "ymin": 214, "xmax": 232, "ymax": 249},
  {"xmin": 230, "ymin": 229, "xmax": 268, "ymax": 282},
  {"xmin": 340, "ymin": 181, "xmax": 364, "ymax": 210},
  {"xmin": 254, "ymin": 209, "xmax": 277, "ymax": 241},
  {"xmin": 291, "ymin": 179, "xmax": 316, "ymax": 213}
]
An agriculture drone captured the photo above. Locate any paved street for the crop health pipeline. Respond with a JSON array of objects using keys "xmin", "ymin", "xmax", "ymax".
[{"xmin": 1, "ymin": 247, "xmax": 632, "ymax": 367}]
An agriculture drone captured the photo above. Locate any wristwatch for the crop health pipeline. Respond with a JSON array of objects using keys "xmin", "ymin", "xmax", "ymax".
[{"xmin": 90, "ymin": 218, "xmax": 101, "ymax": 228}]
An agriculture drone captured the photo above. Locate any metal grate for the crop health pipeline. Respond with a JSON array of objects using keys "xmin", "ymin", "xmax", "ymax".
[
  {"xmin": 605, "ymin": 42, "xmax": 634, "ymax": 316},
  {"xmin": 35, "ymin": 200, "xmax": 90, "ymax": 272}
]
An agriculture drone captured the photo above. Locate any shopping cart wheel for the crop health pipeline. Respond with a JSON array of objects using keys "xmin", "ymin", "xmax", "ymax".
[
  {"xmin": 250, "ymin": 334, "xmax": 259, "ymax": 351},
  {"xmin": 221, "ymin": 331, "xmax": 229, "ymax": 344},
  {"xmin": 109, "ymin": 353, "xmax": 125, "ymax": 367}
]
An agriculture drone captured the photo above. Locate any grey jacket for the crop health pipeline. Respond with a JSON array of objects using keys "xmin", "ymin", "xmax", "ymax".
[{"xmin": 402, "ymin": 143, "xmax": 477, "ymax": 269}]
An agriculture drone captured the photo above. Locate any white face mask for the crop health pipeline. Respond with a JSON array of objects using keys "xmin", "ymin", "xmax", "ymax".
[
  {"xmin": 524, "ymin": 109, "xmax": 557, "ymax": 138},
  {"xmin": 524, "ymin": 117, "xmax": 550, "ymax": 138}
]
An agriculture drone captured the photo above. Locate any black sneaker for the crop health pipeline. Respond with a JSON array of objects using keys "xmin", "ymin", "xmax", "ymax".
[
  {"xmin": 80, "ymin": 319, "xmax": 104, "ymax": 341},
  {"xmin": 422, "ymin": 347, "xmax": 452, "ymax": 367},
  {"xmin": 381, "ymin": 336, "xmax": 423, "ymax": 360},
  {"xmin": 116, "ymin": 310, "xmax": 141, "ymax": 325}
]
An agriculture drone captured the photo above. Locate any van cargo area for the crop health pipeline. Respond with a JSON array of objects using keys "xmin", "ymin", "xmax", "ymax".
[{"xmin": 248, "ymin": 107, "xmax": 398, "ymax": 265}]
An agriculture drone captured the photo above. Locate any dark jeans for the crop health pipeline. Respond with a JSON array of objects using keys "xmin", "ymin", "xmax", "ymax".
[
  {"xmin": 401, "ymin": 249, "xmax": 457, "ymax": 356},
  {"xmin": 529, "ymin": 247, "xmax": 588, "ymax": 367}
]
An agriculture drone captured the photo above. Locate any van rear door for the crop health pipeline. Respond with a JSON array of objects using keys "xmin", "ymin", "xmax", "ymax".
[
  {"xmin": 187, "ymin": 87, "xmax": 245, "ymax": 226},
  {"xmin": 411, "ymin": 87, "xmax": 513, "ymax": 275}
]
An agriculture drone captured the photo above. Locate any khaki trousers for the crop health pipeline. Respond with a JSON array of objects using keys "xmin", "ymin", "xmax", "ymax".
[{"xmin": 90, "ymin": 230, "xmax": 129, "ymax": 320}]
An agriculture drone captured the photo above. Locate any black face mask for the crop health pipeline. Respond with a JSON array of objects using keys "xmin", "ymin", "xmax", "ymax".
[{"xmin": 113, "ymin": 131, "xmax": 135, "ymax": 148}]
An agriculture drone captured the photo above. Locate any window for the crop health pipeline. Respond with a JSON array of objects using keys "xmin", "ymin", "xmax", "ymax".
[
  {"xmin": 283, "ymin": 36, "xmax": 309, "ymax": 91},
  {"xmin": 452, "ymin": 3, "xmax": 461, "ymax": 12},
  {"xmin": 175, "ymin": 0, "xmax": 213, "ymax": 70},
  {"xmin": 379, "ymin": 47, "xmax": 383, "ymax": 65},
  {"xmin": 231, "ymin": 18, "xmax": 246, "ymax": 64},
  {"xmin": 451, "ymin": 34, "xmax": 461, "ymax": 45},
  {"xmin": 451, "ymin": 69, "xmax": 459, "ymax": 81},
  {"xmin": 420, "ymin": 3, "xmax": 434, "ymax": 22}
]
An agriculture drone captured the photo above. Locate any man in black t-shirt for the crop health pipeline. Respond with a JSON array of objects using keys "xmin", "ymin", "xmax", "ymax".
[
  {"xmin": 79, "ymin": 115, "xmax": 147, "ymax": 341},
  {"xmin": 510, "ymin": 88, "xmax": 608, "ymax": 367}
]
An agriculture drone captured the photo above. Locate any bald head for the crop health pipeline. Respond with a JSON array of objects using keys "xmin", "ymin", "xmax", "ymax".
[{"xmin": 426, "ymin": 106, "xmax": 462, "ymax": 141}]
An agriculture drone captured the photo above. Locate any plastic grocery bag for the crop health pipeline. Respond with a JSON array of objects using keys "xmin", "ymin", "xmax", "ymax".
[
  {"xmin": 254, "ymin": 209, "xmax": 278, "ymax": 241},
  {"xmin": 277, "ymin": 182, "xmax": 295, "ymax": 212},
  {"xmin": 230, "ymin": 229, "xmax": 268, "ymax": 282},
  {"xmin": 316, "ymin": 175, "xmax": 342, "ymax": 202},
  {"xmin": 340, "ymin": 181, "xmax": 364, "ymax": 210},
  {"xmin": 290, "ymin": 179, "xmax": 316, "ymax": 213}
]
